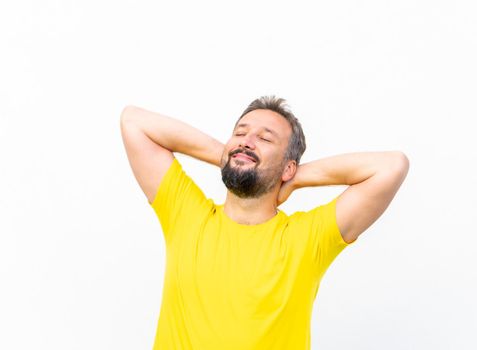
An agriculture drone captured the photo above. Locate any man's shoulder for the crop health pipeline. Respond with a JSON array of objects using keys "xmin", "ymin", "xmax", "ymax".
[
  {"xmin": 283, "ymin": 201, "xmax": 332, "ymax": 223},
  {"xmin": 151, "ymin": 156, "xmax": 216, "ymax": 209}
]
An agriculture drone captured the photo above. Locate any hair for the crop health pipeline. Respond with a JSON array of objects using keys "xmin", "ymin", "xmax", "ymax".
[{"xmin": 235, "ymin": 95, "xmax": 306, "ymax": 164}]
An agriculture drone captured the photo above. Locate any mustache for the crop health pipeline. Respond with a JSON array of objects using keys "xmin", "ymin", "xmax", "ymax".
[{"xmin": 229, "ymin": 148, "xmax": 259, "ymax": 163}]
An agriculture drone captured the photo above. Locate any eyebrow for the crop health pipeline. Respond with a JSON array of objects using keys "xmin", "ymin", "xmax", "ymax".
[{"xmin": 235, "ymin": 123, "xmax": 279, "ymax": 138}]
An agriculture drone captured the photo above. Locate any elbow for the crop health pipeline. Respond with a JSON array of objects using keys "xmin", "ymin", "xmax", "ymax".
[
  {"xmin": 392, "ymin": 151, "xmax": 410, "ymax": 177},
  {"xmin": 120, "ymin": 105, "xmax": 138, "ymax": 123},
  {"xmin": 397, "ymin": 151, "xmax": 410, "ymax": 168}
]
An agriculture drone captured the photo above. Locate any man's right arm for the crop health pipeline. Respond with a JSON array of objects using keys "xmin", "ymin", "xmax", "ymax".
[{"xmin": 120, "ymin": 105, "xmax": 224, "ymax": 204}]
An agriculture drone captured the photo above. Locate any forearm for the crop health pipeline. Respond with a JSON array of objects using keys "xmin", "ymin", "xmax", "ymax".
[
  {"xmin": 293, "ymin": 151, "xmax": 408, "ymax": 188},
  {"xmin": 120, "ymin": 105, "xmax": 224, "ymax": 166}
]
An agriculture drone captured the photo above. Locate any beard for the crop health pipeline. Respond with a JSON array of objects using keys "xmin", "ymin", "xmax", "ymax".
[{"xmin": 221, "ymin": 149, "xmax": 284, "ymax": 198}]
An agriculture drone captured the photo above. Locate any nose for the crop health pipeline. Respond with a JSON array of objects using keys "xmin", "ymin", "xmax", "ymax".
[{"xmin": 239, "ymin": 134, "xmax": 256, "ymax": 150}]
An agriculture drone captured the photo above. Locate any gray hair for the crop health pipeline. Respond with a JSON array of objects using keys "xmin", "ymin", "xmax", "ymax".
[{"xmin": 236, "ymin": 95, "xmax": 306, "ymax": 164}]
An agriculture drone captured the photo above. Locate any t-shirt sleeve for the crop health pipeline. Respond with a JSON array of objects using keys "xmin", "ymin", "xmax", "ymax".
[
  {"xmin": 148, "ymin": 157, "xmax": 211, "ymax": 244},
  {"xmin": 305, "ymin": 195, "xmax": 357, "ymax": 281}
]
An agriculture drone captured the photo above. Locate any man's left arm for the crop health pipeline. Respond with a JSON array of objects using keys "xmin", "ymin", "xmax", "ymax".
[{"xmin": 278, "ymin": 151, "xmax": 410, "ymax": 244}]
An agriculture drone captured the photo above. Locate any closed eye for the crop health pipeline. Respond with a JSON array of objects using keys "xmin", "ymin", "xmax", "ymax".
[{"xmin": 234, "ymin": 132, "xmax": 271, "ymax": 142}]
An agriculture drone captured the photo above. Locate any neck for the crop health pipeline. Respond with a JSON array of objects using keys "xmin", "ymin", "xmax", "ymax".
[{"xmin": 223, "ymin": 189, "xmax": 279, "ymax": 225}]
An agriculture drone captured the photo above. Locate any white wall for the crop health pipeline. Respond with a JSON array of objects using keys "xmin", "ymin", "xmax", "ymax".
[{"xmin": 1, "ymin": 0, "xmax": 476, "ymax": 349}]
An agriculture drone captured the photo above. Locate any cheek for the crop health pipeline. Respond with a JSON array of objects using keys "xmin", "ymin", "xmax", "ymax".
[
  {"xmin": 224, "ymin": 140, "xmax": 240, "ymax": 155},
  {"xmin": 221, "ymin": 144, "xmax": 234, "ymax": 162},
  {"xmin": 267, "ymin": 149, "xmax": 286, "ymax": 166}
]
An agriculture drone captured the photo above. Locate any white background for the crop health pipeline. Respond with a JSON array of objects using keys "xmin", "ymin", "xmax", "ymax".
[{"xmin": 1, "ymin": 0, "xmax": 476, "ymax": 349}]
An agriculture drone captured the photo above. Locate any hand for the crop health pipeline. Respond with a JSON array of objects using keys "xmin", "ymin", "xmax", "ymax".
[{"xmin": 277, "ymin": 178, "xmax": 297, "ymax": 206}]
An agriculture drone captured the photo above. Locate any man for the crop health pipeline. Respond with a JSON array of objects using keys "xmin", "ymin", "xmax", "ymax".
[{"xmin": 120, "ymin": 96, "xmax": 409, "ymax": 350}]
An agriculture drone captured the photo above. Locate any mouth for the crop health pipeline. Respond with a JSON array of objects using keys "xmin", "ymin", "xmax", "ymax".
[{"xmin": 230, "ymin": 150, "xmax": 258, "ymax": 163}]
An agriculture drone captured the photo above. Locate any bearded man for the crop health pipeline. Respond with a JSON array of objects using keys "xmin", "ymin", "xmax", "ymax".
[{"xmin": 120, "ymin": 96, "xmax": 409, "ymax": 350}]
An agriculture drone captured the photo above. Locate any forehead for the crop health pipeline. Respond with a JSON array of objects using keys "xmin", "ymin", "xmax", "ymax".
[{"xmin": 234, "ymin": 109, "xmax": 291, "ymax": 139}]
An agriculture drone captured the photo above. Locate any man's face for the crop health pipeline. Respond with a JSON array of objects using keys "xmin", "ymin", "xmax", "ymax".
[{"xmin": 220, "ymin": 109, "xmax": 293, "ymax": 198}]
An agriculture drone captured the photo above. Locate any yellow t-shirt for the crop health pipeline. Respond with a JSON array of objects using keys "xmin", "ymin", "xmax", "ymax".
[{"xmin": 149, "ymin": 158, "xmax": 356, "ymax": 350}]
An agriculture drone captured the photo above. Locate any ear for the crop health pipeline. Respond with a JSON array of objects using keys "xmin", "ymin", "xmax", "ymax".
[{"xmin": 281, "ymin": 160, "xmax": 297, "ymax": 182}]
